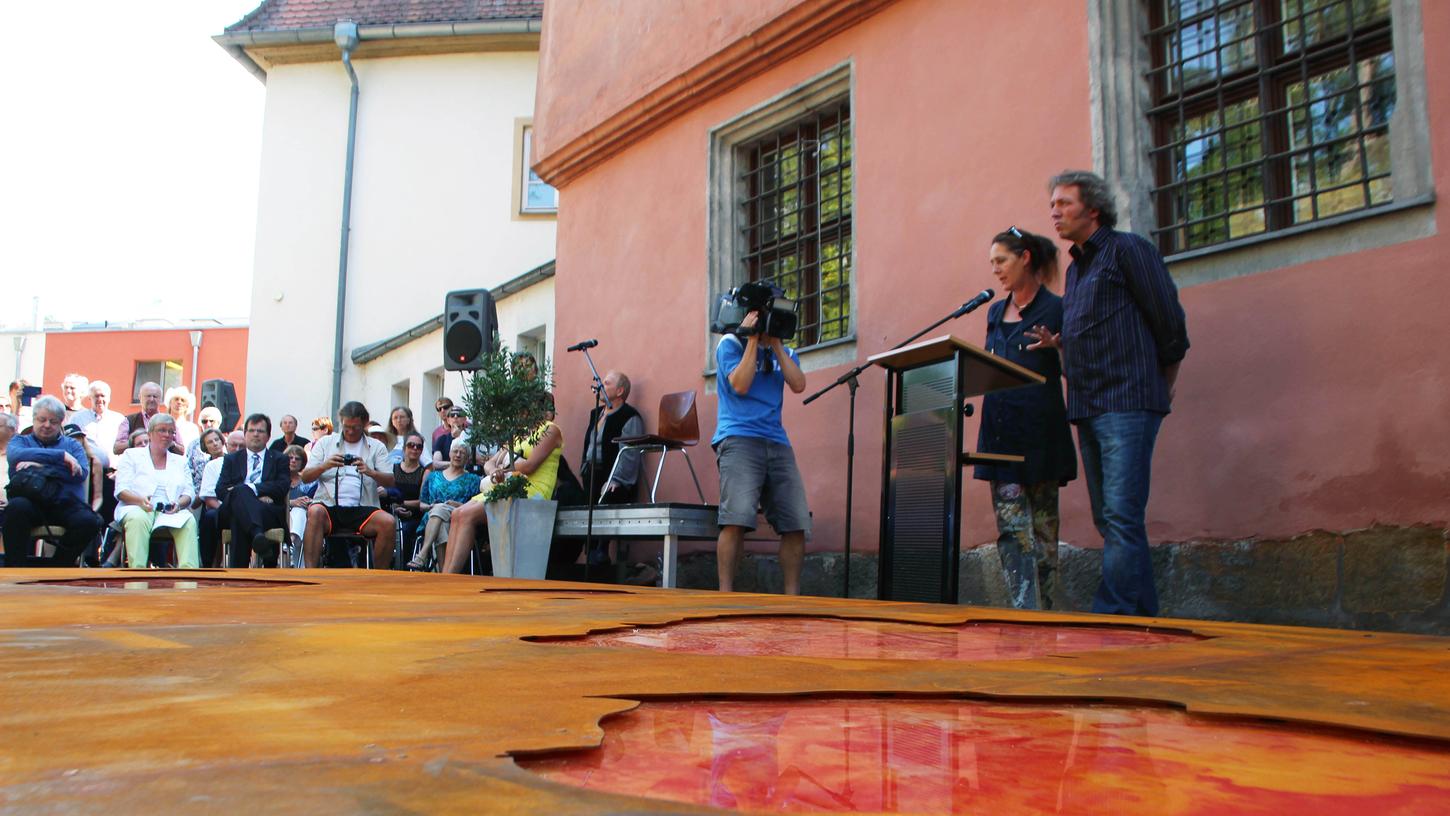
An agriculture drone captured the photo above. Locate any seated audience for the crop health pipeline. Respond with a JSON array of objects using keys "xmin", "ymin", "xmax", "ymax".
[
  {"xmin": 164, "ymin": 386, "xmax": 201, "ymax": 450},
  {"xmin": 580, "ymin": 370, "xmax": 645, "ymax": 567},
  {"xmin": 196, "ymin": 431, "xmax": 244, "ymax": 568},
  {"xmin": 190, "ymin": 429, "xmax": 225, "ymax": 504},
  {"xmin": 8, "ymin": 380, "xmax": 30, "ymax": 427},
  {"xmin": 284, "ymin": 444, "xmax": 316, "ymax": 557},
  {"xmin": 385, "ymin": 431, "xmax": 428, "ymax": 557},
  {"xmin": 73, "ymin": 381, "xmax": 126, "ymax": 469},
  {"xmin": 306, "ymin": 416, "xmax": 333, "ymax": 454},
  {"xmin": 216, "ymin": 413, "xmax": 289, "ymax": 568},
  {"xmin": 0, "ymin": 412, "xmax": 18, "ymax": 559},
  {"xmin": 114, "ymin": 413, "xmax": 198, "ymax": 568},
  {"xmin": 441, "ymin": 412, "xmax": 563, "ymax": 574},
  {"xmin": 407, "ymin": 437, "xmax": 482, "ymax": 571},
  {"xmin": 2, "ymin": 396, "xmax": 101, "ymax": 568},
  {"xmin": 430, "ymin": 398, "xmax": 454, "ymax": 448},
  {"xmin": 300, "ymin": 401, "xmax": 396, "ymax": 568},
  {"xmin": 268, "ymin": 414, "xmax": 304, "ymax": 453},
  {"xmin": 386, "ymin": 407, "xmax": 417, "ymax": 466},
  {"xmin": 432, "ymin": 405, "xmax": 468, "ymax": 470},
  {"xmin": 114, "ymin": 382, "xmax": 178, "ymax": 456},
  {"xmin": 60, "ymin": 373, "xmax": 89, "ymax": 421}
]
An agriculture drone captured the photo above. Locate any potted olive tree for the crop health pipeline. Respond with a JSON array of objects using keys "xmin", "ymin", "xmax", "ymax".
[{"xmin": 461, "ymin": 341, "xmax": 557, "ymax": 579}]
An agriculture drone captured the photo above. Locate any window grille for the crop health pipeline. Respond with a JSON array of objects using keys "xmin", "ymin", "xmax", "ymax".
[
  {"xmin": 739, "ymin": 101, "xmax": 853, "ymax": 348},
  {"xmin": 1147, "ymin": 0, "xmax": 1395, "ymax": 253}
]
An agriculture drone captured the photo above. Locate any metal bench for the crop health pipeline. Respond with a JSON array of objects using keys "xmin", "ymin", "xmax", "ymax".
[{"xmin": 554, "ymin": 503, "xmax": 718, "ymax": 588}]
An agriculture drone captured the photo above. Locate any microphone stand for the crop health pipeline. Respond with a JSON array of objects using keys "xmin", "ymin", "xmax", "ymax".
[
  {"xmin": 801, "ymin": 294, "xmax": 991, "ymax": 598},
  {"xmin": 577, "ymin": 345, "xmax": 607, "ymax": 582}
]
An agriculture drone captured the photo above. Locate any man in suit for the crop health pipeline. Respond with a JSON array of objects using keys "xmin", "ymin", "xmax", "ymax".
[{"xmin": 216, "ymin": 413, "xmax": 289, "ymax": 568}]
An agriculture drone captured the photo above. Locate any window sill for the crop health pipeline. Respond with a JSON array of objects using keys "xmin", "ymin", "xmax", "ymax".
[
  {"xmin": 1166, "ymin": 194, "xmax": 1435, "ymax": 265},
  {"xmin": 1165, "ymin": 194, "xmax": 1436, "ymax": 287}
]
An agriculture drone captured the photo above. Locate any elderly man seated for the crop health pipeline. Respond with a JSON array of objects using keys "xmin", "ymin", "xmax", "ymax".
[
  {"xmin": 2, "ymin": 396, "xmax": 103, "ymax": 568},
  {"xmin": 300, "ymin": 401, "xmax": 396, "ymax": 568},
  {"xmin": 114, "ymin": 381, "xmax": 182, "ymax": 456}
]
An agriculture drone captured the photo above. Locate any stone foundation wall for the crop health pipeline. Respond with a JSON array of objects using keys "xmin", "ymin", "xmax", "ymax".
[{"xmin": 672, "ymin": 525, "xmax": 1449, "ymax": 635}]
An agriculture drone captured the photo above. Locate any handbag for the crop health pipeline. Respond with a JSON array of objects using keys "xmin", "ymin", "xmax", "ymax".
[{"xmin": 7, "ymin": 467, "xmax": 63, "ymax": 505}]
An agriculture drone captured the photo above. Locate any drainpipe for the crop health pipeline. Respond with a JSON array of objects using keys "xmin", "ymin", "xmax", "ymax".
[
  {"xmin": 188, "ymin": 330, "xmax": 203, "ymax": 397},
  {"xmin": 330, "ymin": 21, "xmax": 360, "ymax": 417}
]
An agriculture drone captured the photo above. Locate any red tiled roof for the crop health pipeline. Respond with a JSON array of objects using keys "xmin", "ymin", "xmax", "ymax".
[{"xmin": 226, "ymin": 0, "xmax": 543, "ymax": 32}]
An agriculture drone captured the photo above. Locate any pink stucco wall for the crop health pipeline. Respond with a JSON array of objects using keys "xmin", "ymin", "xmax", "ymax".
[
  {"xmin": 540, "ymin": 0, "xmax": 1450, "ymax": 555},
  {"xmin": 533, "ymin": 0, "xmax": 800, "ymax": 160}
]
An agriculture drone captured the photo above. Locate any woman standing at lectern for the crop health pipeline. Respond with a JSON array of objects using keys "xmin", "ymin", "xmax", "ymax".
[{"xmin": 973, "ymin": 226, "xmax": 1076, "ymax": 610}]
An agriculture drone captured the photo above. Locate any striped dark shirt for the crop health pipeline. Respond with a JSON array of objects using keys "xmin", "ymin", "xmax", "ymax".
[{"xmin": 1061, "ymin": 226, "xmax": 1189, "ymax": 421}]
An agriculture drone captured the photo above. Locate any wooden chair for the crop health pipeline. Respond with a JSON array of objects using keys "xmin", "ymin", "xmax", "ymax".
[
  {"xmin": 220, "ymin": 527, "xmax": 289, "ymax": 568},
  {"xmin": 607, "ymin": 390, "xmax": 707, "ymax": 504}
]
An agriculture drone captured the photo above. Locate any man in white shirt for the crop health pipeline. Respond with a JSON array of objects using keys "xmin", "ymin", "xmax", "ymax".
[
  {"xmin": 72, "ymin": 381, "xmax": 126, "ymax": 468},
  {"xmin": 300, "ymin": 401, "xmax": 395, "ymax": 568}
]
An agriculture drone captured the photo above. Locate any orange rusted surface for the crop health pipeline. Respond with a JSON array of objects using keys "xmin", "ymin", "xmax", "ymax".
[{"xmin": 2, "ymin": 568, "xmax": 1449, "ymax": 813}]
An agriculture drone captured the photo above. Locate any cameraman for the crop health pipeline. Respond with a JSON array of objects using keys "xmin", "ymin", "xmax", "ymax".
[{"xmin": 714, "ymin": 309, "xmax": 809, "ymax": 594}]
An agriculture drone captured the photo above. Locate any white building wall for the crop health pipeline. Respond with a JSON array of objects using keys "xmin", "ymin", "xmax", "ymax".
[
  {"xmin": 1, "ymin": 330, "xmax": 46, "ymax": 390},
  {"xmin": 353, "ymin": 275, "xmax": 556, "ymax": 440},
  {"xmin": 245, "ymin": 48, "xmax": 555, "ymax": 427}
]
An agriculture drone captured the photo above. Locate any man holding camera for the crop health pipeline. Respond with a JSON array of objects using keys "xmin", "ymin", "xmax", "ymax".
[
  {"xmin": 714, "ymin": 305, "xmax": 809, "ymax": 595},
  {"xmin": 300, "ymin": 401, "xmax": 396, "ymax": 568}
]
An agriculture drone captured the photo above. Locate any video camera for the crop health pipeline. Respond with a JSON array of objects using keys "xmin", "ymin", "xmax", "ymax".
[{"xmin": 710, "ymin": 281, "xmax": 799, "ymax": 342}]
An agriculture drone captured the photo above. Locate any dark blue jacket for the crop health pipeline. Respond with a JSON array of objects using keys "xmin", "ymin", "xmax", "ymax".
[
  {"xmin": 7, "ymin": 432, "xmax": 91, "ymax": 504},
  {"xmin": 1061, "ymin": 226, "xmax": 1190, "ymax": 420},
  {"xmin": 973, "ymin": 289, "xmax": 1077, "ymax": 487}
]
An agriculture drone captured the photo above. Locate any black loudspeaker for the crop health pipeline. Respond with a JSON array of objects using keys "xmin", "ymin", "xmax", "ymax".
[
  {"xmin": 443, "ymin": 289, "xmax": 498, "ymax": 371},
  {"xmin": 200, "ymin": 379, "xmax": 241, "ymax": 432}
]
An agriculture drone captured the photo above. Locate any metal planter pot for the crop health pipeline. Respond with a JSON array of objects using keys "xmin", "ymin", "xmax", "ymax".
[{"xmin": 484, "ymin": 497, "xmax": 558, "ymax": 579}]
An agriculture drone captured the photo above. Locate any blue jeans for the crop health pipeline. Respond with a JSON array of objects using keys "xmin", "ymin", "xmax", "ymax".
[{"xmin": 1077, "ymin": 411, "xmax": 1163, "ymax": 616}]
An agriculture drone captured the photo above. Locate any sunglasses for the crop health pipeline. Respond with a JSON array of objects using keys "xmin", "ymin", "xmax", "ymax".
[
  {"xmin": 1006, "ymin": 225, "xmax": 1024, "ymax": 239},
  {"xmin": 405, "ymin": 442, "xmax": 425, "ymax": 449}
]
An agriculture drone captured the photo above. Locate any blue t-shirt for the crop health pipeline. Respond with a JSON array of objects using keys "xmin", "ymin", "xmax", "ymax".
[{"xmin": 712, "ymin": 334, "xmax": 798, "ymax": 446}]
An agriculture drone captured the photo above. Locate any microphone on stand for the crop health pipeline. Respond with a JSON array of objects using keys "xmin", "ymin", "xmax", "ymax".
[
  {"xmin": 952, "ymin": 288, "xmax": 995, "ymax": 318},
  {"xmin": 566, "ymin": 339, "xmax": 598, "ymax": 352}
]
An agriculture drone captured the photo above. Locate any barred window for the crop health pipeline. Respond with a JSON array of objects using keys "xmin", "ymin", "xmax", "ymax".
[
  {"xmin": 1147, "ymin": 0, "xmax": 1395, "ymax": 254},
  {"xmin": 739, "ymin": 101, "xmax": 853, "ymax": 348}
]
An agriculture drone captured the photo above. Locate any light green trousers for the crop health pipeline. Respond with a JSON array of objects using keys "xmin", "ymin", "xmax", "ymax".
[{"xmin": 122, "ymin": 512, "xmax": 200, "ymax": 569}]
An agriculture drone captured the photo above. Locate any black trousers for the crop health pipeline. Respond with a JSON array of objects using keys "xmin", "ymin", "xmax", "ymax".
[
  {"xmin": 1, "ymin": 495, "xmax": 103, "ymax": 568},
  {"xmin": 223, "ymin": 488, "xmax": 286, "ymax": 567},
  {"xmin": 199, "ymin": 507, "xmax": 223, "ymax": 568},
  {"xmin": 579, "ymin": 464, "xmax": 637, "ymax": 567}
]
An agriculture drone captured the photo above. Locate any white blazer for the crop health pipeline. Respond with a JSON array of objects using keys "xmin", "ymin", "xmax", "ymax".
[{"xmin": 114, "ymin": 447, "xmax": 194, "ymax": 526}]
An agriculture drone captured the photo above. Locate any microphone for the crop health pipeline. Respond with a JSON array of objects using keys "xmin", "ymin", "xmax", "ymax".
[
  {"xmin": 953, "ymin": 288, "xmax": 995, "ymax": 318},
  {"xmin": 566, "ymin": 339, "xmax": 598, "ymax": 352}
]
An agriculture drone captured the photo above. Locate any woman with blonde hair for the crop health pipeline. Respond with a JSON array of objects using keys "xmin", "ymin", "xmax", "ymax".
[
  {"xmin": 164, "ymin": 386, "xmax": 201, "ymax": 450},
  {"xmin": 305, "ymin": 416, "xmax": 333, "ymax": 454}
]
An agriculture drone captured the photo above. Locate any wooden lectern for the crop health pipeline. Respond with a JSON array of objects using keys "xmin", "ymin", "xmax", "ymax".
[{"xmin": 868, "ymin": 335, "xmax": 1044, "ymax": 603}]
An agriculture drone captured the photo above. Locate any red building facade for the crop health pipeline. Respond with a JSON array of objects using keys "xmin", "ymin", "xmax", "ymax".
[{"xmin": 533, "ymin": 0, "xmax": 1448, "ymax": 630}]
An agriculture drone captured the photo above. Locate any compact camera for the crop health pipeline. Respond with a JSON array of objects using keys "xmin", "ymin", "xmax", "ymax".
[
  {"xmin": 710, "ymin": 281, "xmax": 799, "ymax": 342},
  {"xmin": 341, "ymin": 454, "xmax": 360, "ymax": 466}
]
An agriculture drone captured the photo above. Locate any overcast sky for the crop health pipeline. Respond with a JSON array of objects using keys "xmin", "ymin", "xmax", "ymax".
[{"xmin": 0, "ymin": 0, "xmax": 266, "ymax": 329}]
